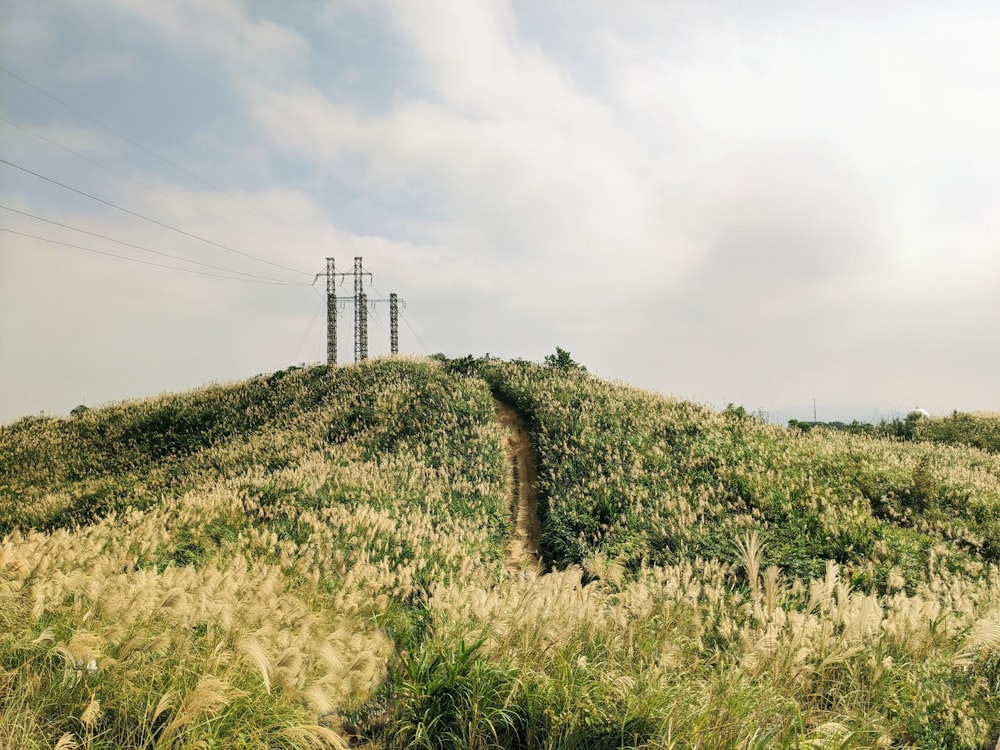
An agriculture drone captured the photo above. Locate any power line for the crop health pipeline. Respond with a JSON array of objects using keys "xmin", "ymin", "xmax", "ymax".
[
  {"xmin": 0, "ymin": 226, "xmax": 310, "ymax": 286},
  {"xmin": 367, "ymin": 304, "xmax": 391, "ymax": 357},
  {"xmin": 0, "ymin": 63, "xmax": 328, "ymax": 249},
  {"xmin": 277, "ymin": 289, "xmax": 325, "ymax": 367},
  {"xmin": 400, "ymin": 314, "xmax": 432, "ymax": 354},
  {"xmin": 0, "ymin": 113, "xmax": 312, "ymax": 258},
  {"xmin": 0, "ymin": 156, "xmax": 310, "ymax": 277},
  {"xmin": 0, "ymin": 204, "xmax": 306, "ymax": 283}
]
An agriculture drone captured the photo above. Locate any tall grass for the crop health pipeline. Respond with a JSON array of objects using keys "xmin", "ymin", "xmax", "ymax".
[
  {"xmin": 475, "ymin": 358, "xmax": 1000, "ymax": 587},
  {"xmin": 4, "ymin": 355, "xmax": 1000, "ymax": 747},
  {"xmin": 0, "ymin": 358, "xmax": 511, "ymax": 748}
]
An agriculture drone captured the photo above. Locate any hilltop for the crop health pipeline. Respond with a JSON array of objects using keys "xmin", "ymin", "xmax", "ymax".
[{"xmin": 2, "ymin": 356, "xmax": 999, "ymax": 749}]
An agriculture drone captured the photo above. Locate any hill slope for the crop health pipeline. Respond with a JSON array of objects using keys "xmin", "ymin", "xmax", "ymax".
[
  {"xmin": 1, "ymin": 359, "xmax": 512, "ymax": 748},
  {"xmin": 2, "ymin": 356, "xmax": 1000, "ymax": 748}
]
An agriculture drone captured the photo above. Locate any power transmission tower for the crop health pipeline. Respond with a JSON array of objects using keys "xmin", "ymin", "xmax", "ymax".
[
  {"xmin": 353, "ymin": 257, "xmax": 371, "ymax": 362},
  {"xmin": 317, "ymin": 256, "xmax": 402, "ymax": 364},
  {"xmin": 390, "ymin": 293, "xmax": 399, "ymax": 355},
  {"xmin": 326, "ymin": 257, "xmax": 337, "ymax": 366},
  {"xmin": 363, "ymin": 291, "xmax": 405, "ymax": 355},
  {"xmin": 357, "ymin": 290, "xmax": 369, "ymax": 361}
]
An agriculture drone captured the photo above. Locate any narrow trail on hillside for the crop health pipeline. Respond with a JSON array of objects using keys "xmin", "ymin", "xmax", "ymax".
[{"xmin": 494, "ymin": 400, "xmax": 542, "ymax": 576}]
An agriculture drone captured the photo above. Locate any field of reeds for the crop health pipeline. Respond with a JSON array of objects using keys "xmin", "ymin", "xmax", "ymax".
[{"xmin": 2, "ymin": 355, "xmax": 999, "ymax": 748}]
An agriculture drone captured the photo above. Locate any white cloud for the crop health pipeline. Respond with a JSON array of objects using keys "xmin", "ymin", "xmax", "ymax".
[
  {"xmin": 1, "ymin": 119, "xmax": 124, "ymax": 160},
  {"xmin": 0, "ymin": 0, "xmax": 56, "ymax": 63},
  {"xmin": 57, "ymin": 52, "xmax": 138, "ymax": 83},
  {"xmin": 103, "ymin": 0, "xmax": 309, "ymax": 82},
  {"xmin": 4, "ymin": 0, "xmax": 1000, "ymax": 421},
  {"xmin": 241, "ymin": 2, "xmax": 705, "ymax": 307}
]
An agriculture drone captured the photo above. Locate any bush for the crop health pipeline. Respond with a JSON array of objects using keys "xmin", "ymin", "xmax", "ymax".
[
  {"xmin": 388, "ymin": 639, "xmax": 526, "ymax": 750},
  {"xmin": 543, "ymin": 347, "xmax": 586, "ymax": 372}
]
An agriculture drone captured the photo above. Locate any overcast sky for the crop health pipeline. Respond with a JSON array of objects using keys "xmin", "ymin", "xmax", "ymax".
[{"xmin": 2, "ymin": 1, "xmax": 999, "ymax": 425}]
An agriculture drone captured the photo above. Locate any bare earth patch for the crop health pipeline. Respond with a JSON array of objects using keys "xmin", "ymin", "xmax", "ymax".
[{"xmin": 494, "ymin": 401, "xmax": 542, "ymax": 575}]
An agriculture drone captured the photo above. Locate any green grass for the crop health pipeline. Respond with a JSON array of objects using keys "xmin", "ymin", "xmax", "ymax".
[
  {"xmin": 3, "ymin": 354, "xmax": 1000, "ymax": 748},
  {"xmin": 0, "ymin": 358, "xmax": 512, "ymax": 748},
  {"xmin": 472, "ymin": 357, "xmax": 1000, "ymax": 589}
]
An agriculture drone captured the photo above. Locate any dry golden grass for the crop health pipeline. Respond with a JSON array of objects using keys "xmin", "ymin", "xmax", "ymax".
[
  {"xmin": 3, "ymin": 356, "xmax": 1000, "ymax": 747},
  {"xmin": 0, "ymin": 359, "xmax": 510, "ymax": 748}
]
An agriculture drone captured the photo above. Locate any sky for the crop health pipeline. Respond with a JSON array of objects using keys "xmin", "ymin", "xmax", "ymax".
[{"xmin": 2, "ymin": 1, "xmax": 999, "ymax": 425}]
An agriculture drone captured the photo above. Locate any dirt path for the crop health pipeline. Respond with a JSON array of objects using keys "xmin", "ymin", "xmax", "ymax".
[{"xmin": 494, "ymin": 400, "xmax": 542, "ymax": 576}]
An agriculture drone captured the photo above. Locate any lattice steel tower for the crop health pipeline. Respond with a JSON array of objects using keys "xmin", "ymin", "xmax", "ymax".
[
  {"xmin": 389, "ymin": 293, "xmax": 399, "ymax": 355},
  {"xmin": 319, "ymin": 256, "xmax": 395, "ymax": 364},
  {"xmin": 325, "ymin": 257, "xmax": 337, "ymax": 366},
  {"xmin": 353, "ymin": 257, "xmax": 368, "ymax": 362}
]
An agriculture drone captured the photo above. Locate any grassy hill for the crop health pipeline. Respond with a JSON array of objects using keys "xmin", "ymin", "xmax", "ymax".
[{"xmin": 2, "ymin": 356, "xmax": 1000, "ymax": 748}]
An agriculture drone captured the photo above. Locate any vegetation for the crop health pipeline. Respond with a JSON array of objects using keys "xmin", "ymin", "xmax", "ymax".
[
  {"xmin": 790, "ymin": 411, "xmax": 1000, "ymax": 455},
  {"xmin": 2, "ymin": 353, "xmax": 1000, "ymax": 747},
  {"xmin": 0, "ymin": 359, "xmax": 511, "ymax": 748},
  {"xmin": 543, "ymin": 347, "xmax": 586, "ymax": 373}
]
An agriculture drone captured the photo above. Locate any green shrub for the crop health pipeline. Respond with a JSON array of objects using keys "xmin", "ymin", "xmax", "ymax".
[{"xmin": 388, "ymin": 639, "xmax": 526, "ymax": 750}]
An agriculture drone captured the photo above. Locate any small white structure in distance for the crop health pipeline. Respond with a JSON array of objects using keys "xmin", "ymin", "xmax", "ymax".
[{"xmin": 907, "ymin": 407, "xmax": 931, "ymax": 420}]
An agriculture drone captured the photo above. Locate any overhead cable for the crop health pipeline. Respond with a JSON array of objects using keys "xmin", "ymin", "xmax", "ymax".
[
  {"xmin": 277, "ymin": 294, "xmax": 325, "ymax": 368},
  {"xmin": 0, "ymin": 204, "xmax": 306, "ymax": 283},
  {"xmin": 0, "ymin": 226, "xmax": 310, "ymax": 286},
  {"xmin": 401, "ymin": 314, "xmax": 433, "ymax": 354},
  {"xmin": 0, "ymin": 113, "xmax": 311, "ymax": 258},
  {"xmin": 0, "ymin": 63, "xmax": 327, "ymax": 251},
  {"xmin": 0, "ymin": 157, "xmax": 309, "ymax": 277}
]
